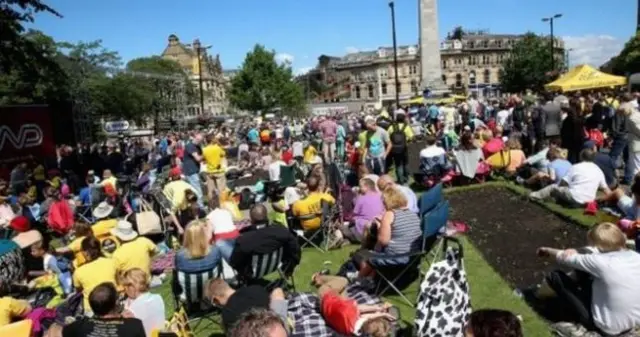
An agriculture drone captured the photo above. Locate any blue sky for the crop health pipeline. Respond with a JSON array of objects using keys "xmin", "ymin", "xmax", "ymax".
[{"xmin": 32, "ymin": 0, "xmax": 637, "ymax": 74}]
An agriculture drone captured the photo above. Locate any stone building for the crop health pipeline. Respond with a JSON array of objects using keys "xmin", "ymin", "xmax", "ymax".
[
  {"xmin": 309, "ymin": 32, "xmax": 565, "ymax": 103},
  {"xmin": 161, "ymin": 34, "xmax": 228, "ymax": 116}
]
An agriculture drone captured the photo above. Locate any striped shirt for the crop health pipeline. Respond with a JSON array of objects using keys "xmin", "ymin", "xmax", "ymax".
[{"xmin": 385, "ymin": 209, "xmax": 422, "ymax": 255}]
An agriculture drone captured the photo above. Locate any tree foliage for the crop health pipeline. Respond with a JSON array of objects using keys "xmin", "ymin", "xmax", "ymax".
[
  {"xmin": 606, "ymin": 33, "xmax": 640, "ymax": 75},
  {"xmin": 499, "ymin": 32, "xmax": 563, "ymax": 93},
  {"xmin": 230, "ymin": 44, "xmax": 304, "ymax": 116}
]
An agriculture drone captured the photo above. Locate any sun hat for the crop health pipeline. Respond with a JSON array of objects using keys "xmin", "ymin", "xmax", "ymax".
[
  {"xmin": 92, "ymin": 201, "xmax": 114, "ymax": 219},
  {"xmin": 12, "ymin": 229, "xmax": 43, "ymax": 249},
  {"xmin": 364, "ymin": 115, "xmax": 376, "ymax": 124},
  {"xmin": 111, "ymin": 220, "xmax": 138, "ymax": 242}
]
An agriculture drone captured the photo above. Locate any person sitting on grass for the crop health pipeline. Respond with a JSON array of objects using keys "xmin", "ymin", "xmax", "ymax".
[
  {"xmin": 311, "ymin": 273, "xmax": 394, "ymax": 337},
  {"xmin": 337, "ymin": 178, "xmax": 384, "ymax": 244},
  {"xmin": 537, "ymin": 223, "xmax": 640, "ymax": 336},
  {"xmin": 111, "ymin": 220, "xmax": 159, "ymax": 278},
  {"xmin": 521, "ymin": 147, "xmax": 571, "ymax": 189},
  {"xmin": 0, "ymin": 279, "xmax": 31, "ymax": 327},
  {"xmin": 464, "ymin": 309, "xmax": 523, "ymax": 337},
  {"xmin": 529, "ymin": 148, "xmax": 611, "ymax": 207},
  {"xmin": 63, "ymin": 282, "xmax": 146, "ymax": 337},
  {"xmin": 207, "ymin": 279, "xmax": 289, "ymax": 333},
  {"xmin": 228, "ymin": 309, "xmax": 288, "ymax": 337},
  {"xmin": 121, "ymin": 268, "xmax": 165, "ymax": 337}
]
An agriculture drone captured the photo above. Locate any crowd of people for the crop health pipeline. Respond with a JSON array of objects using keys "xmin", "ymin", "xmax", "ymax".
[{"xmin": 3, "ymin": 88, "xmax": 640, "ymax": 337}]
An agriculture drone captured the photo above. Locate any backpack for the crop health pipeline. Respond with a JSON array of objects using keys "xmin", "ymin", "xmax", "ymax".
[
  {"xmin": 390, "ymin": 123, "xmax": 408, "ymax": 154},
  {"xmin": 47, "ymin": 201, "xmax": 74, "ymax": 234},
  {"xmin": 238, "ymin": 188, "xmax": 255, "ymax": 210},
  {"xmin": 366, "ymin": 131, "xmax": 384, "ymax": 157}
]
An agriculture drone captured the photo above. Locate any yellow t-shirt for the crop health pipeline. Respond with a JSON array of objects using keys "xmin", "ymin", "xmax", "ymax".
[
  {"xmin": 72, "ymin": 257, "xmax": 117, "ymax": 311},
  {"xmin": 163, "ymin": 180, "xmax": 196, "ymax": 212},
  {"xmin": 203, "ymin": 144, "xmax": 226, "ymax": 174},
  {"xmin": 101, "ymin": 176, "xmax": 117, "ymax": 189},
  {"xmin": 387, "ymin": 123, "xmax": 414, "ymax": 141},
  {"xmin": 292, "ymin": 192, "xmax": 335, "ymax": 230},
  {"xmin": 33, "ymin": 165, "xmax": 45, "ymax": 182},
  {"xmin": 0, "ymin": 297, "xmax": 30, "ymax": 327},
  {"xmin": 303, "ymin": 146, "xmax": 317, "ymax": 163},
  {"xmin": 486, "ymin": 150, "xmax": 512, "ymax": 169},
  {"xmin": 112, "ymin": 236, "xmax": 158, "ymax": 276},
  {"xmin": 67, "ymin": 236, "xmax": 86, "ymax": 268},
  {"xmin": 268, "ymin": 200, "xmax": 288, "ymax": 227}
]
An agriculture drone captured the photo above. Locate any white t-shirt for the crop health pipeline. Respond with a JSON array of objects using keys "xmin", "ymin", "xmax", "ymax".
[
  {"xmin": 563, "ymin": 162, "xmax": 607, "ymax": 204},
  {"xmin": 206, "ymin": 208, "xmax": 236, "ymax": 237},
  {"xmin": 269, "ymin": 160, "xmax": 285, "ymax": 181},
  {"xmin": 496, "ymin": 109, "xmax": 510, "ymax": 127},
  {"xmin": 557, "ymin": 250, "xmax": 640, "ymax": 335},
  {"xmin": 127, "ymin": 292, "xmax": 165, "ymax": 337},
  {"xmin": 420, "ymin": 145, "xmax": 446, "ymax": 159},
  {"xmin": 292, "ymin": 141, "xmax": 304, "ymax": 157}
]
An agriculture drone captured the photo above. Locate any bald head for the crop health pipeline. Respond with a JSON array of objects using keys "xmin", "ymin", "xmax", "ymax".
[
  {"xmin": 377, "ymin": 175, "xmax": 395, "ymax": 191},
  {"xmin": 250, "ymin": 204, "xmax": 268, "ymax": 224}
]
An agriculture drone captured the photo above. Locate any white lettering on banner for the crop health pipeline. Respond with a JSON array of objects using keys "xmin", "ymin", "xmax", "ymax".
[{"xmin": 0, "ymin": 124, "xmax": 43, "ymax": 150}]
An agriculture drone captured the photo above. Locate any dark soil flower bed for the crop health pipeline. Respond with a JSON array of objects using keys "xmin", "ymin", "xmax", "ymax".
[{"xmin": 447, "ymin": 186, "xmax": 587, "ymax": 289}]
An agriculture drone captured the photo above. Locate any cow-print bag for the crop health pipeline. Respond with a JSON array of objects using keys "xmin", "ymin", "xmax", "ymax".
[{"xmin": 415, "ymin": 243, "xmax": 471, "ymax": 337}]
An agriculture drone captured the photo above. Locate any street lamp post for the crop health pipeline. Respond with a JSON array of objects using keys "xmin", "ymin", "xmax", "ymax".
[
  {"xmin": 189, "ymin": 40, "xmax": 212, "ymax": 115},
  {"xmin": 389, "ymin": 1, "xmax": 400, "ymax": 109},
  {"xmin": 565, "ymin": 48, "xmax": 574, "ymax": 70},
  {"xmin": 542, "ymin": 14, "xmax": 562, "ymax": 72}
]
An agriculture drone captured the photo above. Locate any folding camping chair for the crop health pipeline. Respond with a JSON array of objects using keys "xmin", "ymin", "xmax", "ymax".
[
  {"xmin": 419, "ymin": 183, "xmax": 443, "ymax": 216},
  {"xmin": 291, "ymin": 200, "xmax": 337, "ymax": 253},
  {"xmin": 236, "ymin": 246, "xmax": 296, "ymax": 291},
  {"xmin": 171, "ymin": 264, "xmax": 223, "ymax": 331},
  {"xmin": 371, "ymin": 200, "xmax": 450, "ymax": 306}
]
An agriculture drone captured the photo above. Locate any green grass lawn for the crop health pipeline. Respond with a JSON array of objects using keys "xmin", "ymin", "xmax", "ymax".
[{"xmin": 152, "ymin": 180, "xmax": 570, "ymax": 337}]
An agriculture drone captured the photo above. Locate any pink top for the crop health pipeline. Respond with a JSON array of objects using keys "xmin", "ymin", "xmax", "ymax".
[{"xmin": 319, "ymin": 120, "xmax": 338, "ymax": 143}]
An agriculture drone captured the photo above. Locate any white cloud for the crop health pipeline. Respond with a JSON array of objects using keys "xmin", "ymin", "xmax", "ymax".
[
  {"xmin": 275, "ymin": 53, "xmax": 294, "ymax": 64},
  {"xmin": 294, "ymin": 67, "xmax": 313, "ymax": 76},
  {"xmin": 345, "ymin": 46, "xmax": 360, "ymax": 54},
  {"xmin": 563, "ymin": 35, "xmax": 625, "ymax": 67}
]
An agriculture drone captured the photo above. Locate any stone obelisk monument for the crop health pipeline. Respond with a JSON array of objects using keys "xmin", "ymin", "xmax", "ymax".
[{"xmin": 419, "ymin": 0, "xmax": 449, "ymax": 95}]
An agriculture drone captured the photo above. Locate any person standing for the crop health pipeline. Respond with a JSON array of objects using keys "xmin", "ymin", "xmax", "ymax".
[
  {"xmin": 202, "ymin": 134, "xmax": 227, "ymax": 200},
  {"xmin": 387, "ymin": 112, "xmax": 413, "ymax": 184},
  {"xmin": 182, "ymin": 133, "xmax": 204, "ymax": 208},
  {"xmin": 319, "ymin": 117, "xmax": 338, "ymax": 162}
]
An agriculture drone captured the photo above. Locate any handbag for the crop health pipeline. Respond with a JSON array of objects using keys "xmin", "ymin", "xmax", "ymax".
[
  {"xmin": 415, "ymin": 238, "xmax": 471, "ymax": 337},
  {"xmin": 133, "ymin": 199, "xmax": 162, "ymax": 236}
]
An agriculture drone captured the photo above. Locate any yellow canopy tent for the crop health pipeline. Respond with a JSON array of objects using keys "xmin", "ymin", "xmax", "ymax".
[
  {"xmin": 545, "ymin": 64, "xmax": 626, "ymax": 92},
  {"xmin": 401, "ymin": 94, "xmax": 467, "ymax": 105}
]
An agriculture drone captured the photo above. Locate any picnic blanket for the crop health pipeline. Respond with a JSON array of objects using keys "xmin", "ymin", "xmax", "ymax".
[{"xmin": 287, "ymin": 282, "xmax": 383, "ymax": 337}]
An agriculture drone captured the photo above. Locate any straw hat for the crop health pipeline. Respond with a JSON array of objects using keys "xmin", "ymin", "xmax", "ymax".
[
  {"xmin": 111, "ymin": 220, "xmax": 138, "ymax": 242},
  {"xmin": 92, "ymin": 201, "xmax": 114, "ymax": 219},
  {"xmin": 12, "ymin": 230, "xmax": 43, "ymax": 249}
]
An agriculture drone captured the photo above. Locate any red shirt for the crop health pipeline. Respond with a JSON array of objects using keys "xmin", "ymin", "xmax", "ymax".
[
  {"xmin": 281, "ymin": 149, "xmax": 293, "ymax": 164},
  {"xmin": 320, "ymin": 292, "xmax": 359, "ymax": 334},
  {"xmin": 482, "ymin": 137, "xmax": 504, "ymax": 158}
]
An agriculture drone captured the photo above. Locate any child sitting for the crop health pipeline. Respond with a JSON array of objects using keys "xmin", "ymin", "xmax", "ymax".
[
  {"xmin": 54, "ymin": 221, "xmax": 92, "ymax": 268},
  {"xmin": 30, "ymin": 239, "xmax": 73, "ymax": 295},
  {"xmin": 312, "ymin": 273, "xmax": 394, "ymax": 337}
]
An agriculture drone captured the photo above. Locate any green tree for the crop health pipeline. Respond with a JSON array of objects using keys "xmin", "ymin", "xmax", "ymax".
[
  {"xmin": 88, "ymin": 73, "xmax": 154, "ymax": 123},
  {"xmin": 230, "ymin": 44, "xmax": 305, "ymax": 116},
  {"xmin": 607, "ymin": 33, "xmax": 640, "ymax": 75},
  {"xmin": 126, "ymin": 56, "xmax": 194, "ymax": 119},
  {"xmin": 499, "ymin": 32, "xmax": 563, "ymax": 93}
]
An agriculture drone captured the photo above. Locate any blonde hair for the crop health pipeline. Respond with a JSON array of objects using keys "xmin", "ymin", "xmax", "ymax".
[
  {"xmin": 121, "ymin": 268, "xmax": 150, "ymax": 292},
  {"xmin": 506, "ymin": 137, "xmax": 522, "ymax": 150},
  {"xmin": 480, "ymin": 129, "xmax": 493, "ymax": 142},
  {"xmin": 382, "ymin": 187, "xmax": 408, "ymax": 210},
  {"xmin": 361, "ymin": 317, "xmax": 392, "ymax": 337},
  {"xmin": 183, "ymin": 220, "xmax": 210, "ymax": 259},
  {"xmin": 588, "ymin": 222, "xmax": 626, "ymax": 252}
]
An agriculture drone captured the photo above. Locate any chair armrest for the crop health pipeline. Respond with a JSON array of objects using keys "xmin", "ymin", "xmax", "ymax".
[{"xmin": 367, "ymin": 250, "xmax": 425, "ymax": 261}]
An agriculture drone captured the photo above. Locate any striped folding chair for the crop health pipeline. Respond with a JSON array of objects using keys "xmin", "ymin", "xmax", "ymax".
[
  {"xmin": 171, "ymin": 263, "xmax": 222, "ymax": 330},
  {"xmin": 241, "ymin": 246, "xmax": 296, "ymax": 291}
]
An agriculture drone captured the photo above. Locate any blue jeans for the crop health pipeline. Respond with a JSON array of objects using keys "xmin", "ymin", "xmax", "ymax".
[
  {"xmin": 366, "ymin": 157, "xmax": 385, "ymax": 175},
  {"xmin": 215, "ymin": 239, "xmax": 236, "ymax": 262},
  {"xmin": 610, "ymin": 138, "xmax": 631, "ymax": 183},
  {"xmin": 186, "ymin": 173, "xmax": 204, "ymax": 207}
]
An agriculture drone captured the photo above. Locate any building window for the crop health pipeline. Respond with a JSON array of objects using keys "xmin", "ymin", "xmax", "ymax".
[
  {"xmin": 483, "ymin": 40, "xmax": 489, "ymax": 48},
  {"xmin": 381, "ymin": 82, "xmax": 387, "ymax": 94},
  {"xmin": 468, "ymin": 41, "xmax": 475, "ymax": 49},
  {"xmin": 469, "ymin": 71, "xmax": 476, "ymax": 85},
  {"xmin": 411, "ymin": 80, "xmax": 418, "ymax": 94},
  {"xmin": 441, "ymin": 74, "xmax": 447, "ymax": 85},
  {"xmin": 442, "ymin": 60, "xmax": 447, "ymax": 69},
  {"xmin": 497, "ymin": 40, "xmax": 503, "ymax": 48},
  {"xmin": 484, "ymin": 69, "xmax": 491, "ymax": 84},
  {"xmin": 355, "ymin": 86, "xmax": 361, "ymax": 99},
  {"xmin": 368, "ymin": 84, "xmax": 374, "ymax": 98},
  {"xmin": 455, "ymin": 74, "xmax": 462, "ymax": 87},
  {"xmin": 409, "ymin": 64, "xmax": 418, "ymax": 75},
  {"xmin": 379, "ymin": 68, "xmax": 388, "ymax": 79},
  {"xmin": 396, "ymin": 82, "xmax": 402, "ymax": 93}
]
